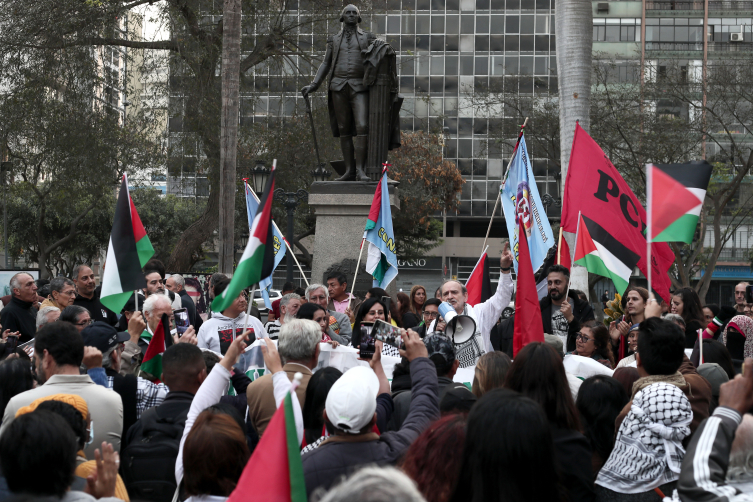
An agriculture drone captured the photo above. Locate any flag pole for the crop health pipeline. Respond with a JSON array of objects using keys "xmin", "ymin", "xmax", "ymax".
[
  {"xmin": 566, "ymin": 211, "xmax": 582, "ymax": 300},
  {"xmin": 557, "ymin": 227, "xmax": 563, "ymax": 265},
  {"xmin": 646, "ymin": 164, "xmax": 653, "ymax": 298},
  {"xmin": 245, "ymin": 180, "xmax": 309, "ymax": 287},
  {"xmin": 135, "ymin": 290, "xmax": 139, "ymax": 313},
  {"xmin": 242, "ymin": 284, "xmax": 257, "ymax": 334},
  {"xmin": 282, "ymin": 237, "xmax": 310, "ymax": 287},
  {"xmin": 699, "ymin": 328, "xmax": 703, "ymax": 365},
  {"xmin": 481, "ymin": 117, "xmax": 529, "ymax": 254},
  {"xmin": 347, "ymin": 238, "xmax": 366, "ymax": 311}
]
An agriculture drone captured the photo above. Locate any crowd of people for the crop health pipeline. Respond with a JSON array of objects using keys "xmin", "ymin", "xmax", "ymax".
[{"xmin": 0, "ymin": 255, "xmax": 750, "ymax": 502}]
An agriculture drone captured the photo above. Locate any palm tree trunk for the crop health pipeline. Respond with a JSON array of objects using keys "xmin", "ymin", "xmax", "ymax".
[
  {"xmin": 219, "ymin": 0, "xmax": 242, "ymax": 274},
  {"xmin": 556, "ymin": 0, "xmax": 593, "ymax": 296}
]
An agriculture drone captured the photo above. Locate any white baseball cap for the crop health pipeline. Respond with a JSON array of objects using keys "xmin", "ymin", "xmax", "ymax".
[{"xmin": 325, "ymin": 366, "xmax": 380, "ymax": 434}]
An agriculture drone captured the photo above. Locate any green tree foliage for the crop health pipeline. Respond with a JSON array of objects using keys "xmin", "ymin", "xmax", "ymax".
[{"xmin": 388, "ymin": 130, "xmax": 464, "ymax": 259}]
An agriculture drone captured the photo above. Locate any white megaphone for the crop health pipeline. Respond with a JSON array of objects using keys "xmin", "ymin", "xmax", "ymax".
[{"xmin": 437, "ymin": 302, "xmax": 477, "ymax": 344}]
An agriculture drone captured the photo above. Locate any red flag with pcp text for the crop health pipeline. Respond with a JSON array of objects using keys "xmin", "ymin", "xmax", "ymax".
[
  {"xmin": 561, "ymin": 124, "xmax": 674, "ymax": 302},
  {"xmin": 513, "ymin": 220, "xmax": 545, "ymax": 356}
]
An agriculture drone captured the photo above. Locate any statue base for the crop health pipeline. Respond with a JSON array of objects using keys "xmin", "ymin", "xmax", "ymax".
[{"xmin": 309, "ymin": 181, "xmax": 400, "ymax": 299}]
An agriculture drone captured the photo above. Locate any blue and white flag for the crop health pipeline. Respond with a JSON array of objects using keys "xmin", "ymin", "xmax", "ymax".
[
  {"xmin": 500, "ymin": 135, "xmax": 555, "ymax": 273},
  {"xmin": 245, "ymin": 182, "xmax": 286, "ymax": 308},
  {"xmin": 364, "ymin": 169, "xmax": 398, "ymax": 288}
]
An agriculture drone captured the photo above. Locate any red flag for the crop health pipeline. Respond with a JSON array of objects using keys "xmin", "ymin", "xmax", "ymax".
[
  {"xmin": 557, "ymin": 236, "xmax": 572, "ymax": 270},
  {"xmin": 227, "ymin": 393, "xmax": 306, "ymax": 502},
  {"xmin": 465, "ymin": 253, "xmax": 492, "ymax": 307},
  {"xmin": 513, "ymin": 220, "xmax": 545, "ymax": 356},
  {"xmin": 561, "ymin": 123, "xmax": 674, "ymax": 302}
]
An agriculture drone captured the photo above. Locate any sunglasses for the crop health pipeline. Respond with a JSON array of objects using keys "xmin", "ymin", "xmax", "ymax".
[{"xmin": 575, "ymin": 333, "xmax": 591, "ymax": 342}]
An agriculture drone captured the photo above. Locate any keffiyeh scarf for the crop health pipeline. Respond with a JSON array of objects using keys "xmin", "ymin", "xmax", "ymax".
[
  {"xmin": 722, "ymin": 315, "xmax": 753, "ymax": 359},
  {"xmin": 596, "ymin": 382, "xmax": 692, "ymax": 493}
]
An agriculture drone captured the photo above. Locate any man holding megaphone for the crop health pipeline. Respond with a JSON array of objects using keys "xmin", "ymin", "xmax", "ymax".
[{"xmin": 428, "ymin": 243, "xmax": 514, "ymax": 367}]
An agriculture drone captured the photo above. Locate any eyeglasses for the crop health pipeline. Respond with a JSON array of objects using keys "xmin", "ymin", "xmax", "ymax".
[
  {"xmin": 76, "ymin": 319, "xmax": 93, "ymax": 327},
  {"xmin": 575, "ymin": 333, "xmax": 591, "ymax": 342},
  {"xmin": 422, "ymin": 311, "xmax": 439, "ymax": 319},
  {"xmin": 367, "ymin": 310, "xmax": 384, "ymax": 317},
  {"xmin": 60, "ymin": 290, "xmax": 77, "ymax": 297}
]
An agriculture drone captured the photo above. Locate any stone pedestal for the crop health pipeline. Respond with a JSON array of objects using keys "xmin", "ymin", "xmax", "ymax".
[{"xmin": 309, "ymin": 181, "xmax": 399, "ymax": 298}]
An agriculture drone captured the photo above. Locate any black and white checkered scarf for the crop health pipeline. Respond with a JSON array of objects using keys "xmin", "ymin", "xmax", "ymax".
[{"xmin": 595, "ymin": 382, "xmax": 692, "ymax": 493}]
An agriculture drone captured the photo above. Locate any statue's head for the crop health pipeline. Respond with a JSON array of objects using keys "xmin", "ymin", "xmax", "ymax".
[{"xmin": 340, "ymin": 4, "xmax": 362, "ymax": 23}]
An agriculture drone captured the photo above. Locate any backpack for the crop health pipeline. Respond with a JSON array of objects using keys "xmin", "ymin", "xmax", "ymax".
[{"xmin": 121, "ymin": 405, "xmax": 189, "ymax": 502}]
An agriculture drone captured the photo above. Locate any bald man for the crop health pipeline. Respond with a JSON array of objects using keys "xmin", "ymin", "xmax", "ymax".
[{"xmin": 428, "ymin": 244, "xmax": 514, "ymax": 367}]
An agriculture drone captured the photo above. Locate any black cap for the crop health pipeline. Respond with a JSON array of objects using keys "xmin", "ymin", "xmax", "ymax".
[
  {"xmin": 81, "ymin": 321, "xmax": 130, "ymax": 354},
  {"xmin": 439, "ymin": 384, "xmax": 477, "ymax": 414}
]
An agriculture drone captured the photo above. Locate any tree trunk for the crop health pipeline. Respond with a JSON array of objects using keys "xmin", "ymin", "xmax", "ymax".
[
  {"xmin": 166, "ymin": 186, "xmax": 220, "ymax": 271},
  {"xmin": 218, "ymin": 0, "xmax": 242, "ymax": 274},
  {"xmin": 556, "ymin": 0, "xmax": 593, "ymax": 297}
]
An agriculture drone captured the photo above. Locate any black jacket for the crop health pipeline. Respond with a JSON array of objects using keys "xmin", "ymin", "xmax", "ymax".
[
  {"xmin": 178, "ymin": 290, "xmax": 202, "ymax": 331},
  {"xmin": 491, "ymin": 292, "xmax": 595, "ymax": 355},
  {"xmin": 387, "ymin": 375, "xmax": 473, "ymax": 431},
  {"xmin": 301, "ymin": 357, "xmax": 439, "ymax": 497},
  {"xmin": 74, "ymin": 294, "xmax": 118, "ymax": 326},
  {"xmin": 540, "ymin": 292, "xmax": 595, "ymax": 352},
  {"xmin": 551, "ymin": 427, "xmax": 597, "ymax": 502},
  {"xmin": 123, "ymin": 391, "xmax": 194, "ymax": 450},
  {"xmin": 0, "ymin": 296, "xmax": 36, "ymax": 343}
]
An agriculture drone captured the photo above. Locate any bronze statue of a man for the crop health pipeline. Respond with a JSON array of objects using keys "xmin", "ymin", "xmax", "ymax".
[{"xmin": 301, "ymin": 5, "xmax": 385, "ymax": 182}]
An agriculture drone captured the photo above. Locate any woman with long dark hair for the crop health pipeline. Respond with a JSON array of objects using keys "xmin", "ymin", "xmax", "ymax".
[
  {"xmin": 354, "ymin": 298, "xmax": 401, "ymax": 357},
  {"xmin": 397, "ymin": 292, "xmax": 418, "ymax": 329},
  {"xmin": 406, "ymin": 285, "xmax": 427, "ymax": 326},
  {"xmin": 671, "ymin": 287, "xmax": 706, "ymax": 348},
  {"xmin": 450, "ymin": 389, "xmax": 562, "ymax": 502},
  {"xmin": 0, "ymin": 358, "xmax": 34, "ymax": 419},
  {"xmin": 575, "ymin": 375, "xmax": 629, "ymax": 477},
  {"xmin": 504, "ymin": 342, "xmax": 594, "ymax": 502},
  {"xmin": 366, "ymin": 288, "xmax": 402, "ymax": 327}
]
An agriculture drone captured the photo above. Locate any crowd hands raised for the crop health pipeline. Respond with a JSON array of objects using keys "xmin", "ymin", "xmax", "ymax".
[{"xmin": 0, "ymin": 254, "xmax": 750, "ymax": 502}]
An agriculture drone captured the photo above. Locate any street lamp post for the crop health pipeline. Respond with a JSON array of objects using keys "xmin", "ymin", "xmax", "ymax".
[{"xmin": 274, "ymin": 188, "xmax": 308, "ymax": 284}]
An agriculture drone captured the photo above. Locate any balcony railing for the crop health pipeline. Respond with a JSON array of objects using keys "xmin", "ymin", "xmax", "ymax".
[
  {"xmin": 709, "ymin": 41, "xmax": 753, "ymax": 52},
  {"xmin": 708, "ymin": 0, "xmax": 753, "ymax": 9},
  {"xmin": 645, "ymin": 42, "xmax": 703, "ymax": 51},
  {"xmin": 646, "ymin": 0, "xmax": 704, "ymax": 9}
]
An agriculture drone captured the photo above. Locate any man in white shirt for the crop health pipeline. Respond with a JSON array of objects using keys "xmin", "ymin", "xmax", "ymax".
[{"xmin": 429, "ymin": 244, "xmax": 514, "ymax": 367}]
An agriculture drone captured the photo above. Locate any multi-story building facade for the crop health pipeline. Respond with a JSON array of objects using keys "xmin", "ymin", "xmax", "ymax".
[{"xmin": 164, "ymin": 0, "xmax": 753, "ymax": 303}]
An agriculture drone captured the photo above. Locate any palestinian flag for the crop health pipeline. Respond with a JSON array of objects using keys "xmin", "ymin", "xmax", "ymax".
[
  {"xmin": 211, "ymin": 165, "xmax": 276, "ymax": 313},
  {"xmin": 100, "ymin": 174, "xmax": 155, "ymax": 314},
  {"xmin": 140, "ymin": 314, "xmax": 172, "ymax": 382},
  {"xmin": 574, "ymin": 213, "xmax": 640, "ymax": 296},
  {"xmin": 227, "ymin": 391, "xmax": 306, "ymax": 502},
  {"xmin": 465, "ymin": 252, "xmax": 492, "ymax": 306},
  {"xmin": 364, "ymin": 167, "xmax": 398, "ymax": 288},
  {"xmin": 648, "ymin": 161, "xmax": 713, "ymax": 243}
]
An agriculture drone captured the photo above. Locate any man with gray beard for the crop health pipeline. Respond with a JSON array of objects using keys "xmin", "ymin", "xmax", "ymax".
[{"xmin": 264, "ymin": 293, "xmax": 302, "ymax": 339}]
